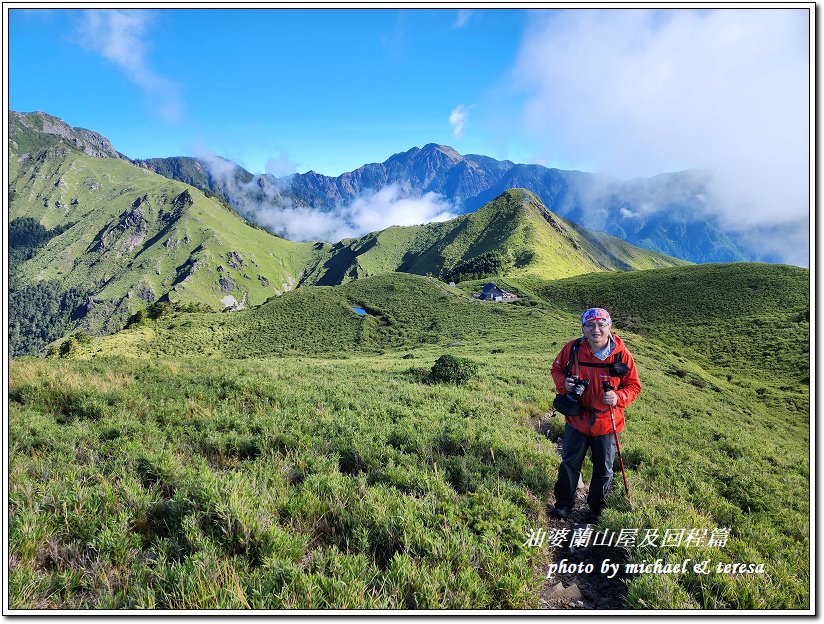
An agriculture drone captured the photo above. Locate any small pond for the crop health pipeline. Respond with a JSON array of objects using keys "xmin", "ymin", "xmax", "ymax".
[{"xmin": 351, "ymin": 306, "xmax": 367, "ymax": 316}]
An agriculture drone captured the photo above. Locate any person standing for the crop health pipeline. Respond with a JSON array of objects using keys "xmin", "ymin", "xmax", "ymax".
[{"xmin": 550, "ymin": 308, "xmax": 641, "ymax": 522}]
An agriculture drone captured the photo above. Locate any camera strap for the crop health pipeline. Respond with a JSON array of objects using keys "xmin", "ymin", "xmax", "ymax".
[
  {"xmin": 563, "ymin": 338, "xmax": 584, "ymax": 378},
  {"xmin": 561, "ymin": 337, "xmax": 619, "ymax": 425},
  {"xmin": 560, "ymin": 338, "xmax": 612, "ymax": 424}
]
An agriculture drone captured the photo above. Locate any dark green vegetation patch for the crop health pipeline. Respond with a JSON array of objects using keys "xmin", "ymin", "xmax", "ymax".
[{"xmin": 429, "ymin": 354, "xmax": 479, "ymax": 385}]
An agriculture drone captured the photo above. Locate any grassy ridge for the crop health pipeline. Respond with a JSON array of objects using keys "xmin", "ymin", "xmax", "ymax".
[
  {"xmin": 10, "ymin": 148, "xmax": 318, "ymax": 307},
  {"xmin": 514, "ymin": 263, "xmax": 810, "ymax": 388},
  {"xmin": 8, "ymin": 263, "xmax": 810, "ymax": 609},
  {"xmin": 76, "ymin": 273, "xmax": 565, "ymax": 358},
  {"xmin": 10, "ymin": 136, "xmax": 682, "ymax": 358},
  {"xmin": 9, "ymin": 109, "xmax": 686, "ymax": 357},
  {"xmin": 9, "ymin": 143, "xmax": 322, "ymax": 351},
  {"xmin": 301, "ymin": 190, "xmax": 687, "ymax": 286}
]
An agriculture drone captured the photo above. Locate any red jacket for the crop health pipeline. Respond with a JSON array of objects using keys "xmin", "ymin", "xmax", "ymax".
[{"xmin": 551, "ymin": 333, "xmax": 641, "ymax": 436}]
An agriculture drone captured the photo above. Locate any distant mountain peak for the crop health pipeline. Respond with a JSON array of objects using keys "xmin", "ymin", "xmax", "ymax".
[
  {"xmin": 9, "ymin": 109, "xmax": 759, "ymax": 265},
  {"xmin": 419, "ymin": 143, "xmax": 463, "ymax": 161},
  {"xmin": 10, "ymin": 111, "xmax": 124, "ymax": 160}
]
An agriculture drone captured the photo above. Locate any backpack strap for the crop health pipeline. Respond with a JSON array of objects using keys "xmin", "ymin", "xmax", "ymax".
[
  {"xmin": 577, "ymin": 348, "xmax": 623, "ymax": 368},
  {"xmin": 564, "ymin": 346, "xmax": 624, "ymax": 370},
  {"xmin": 563, "ymin": 338, "xmax": 584, "ymax": 378}
]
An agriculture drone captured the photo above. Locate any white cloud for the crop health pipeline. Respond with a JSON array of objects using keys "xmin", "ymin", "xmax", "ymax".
[
  {"xmin": 452, "ymin": 9, "xmax": 474, "ymax": 29},
  {"xmin": 197, "ymin": 149, "xmax": 237, "ymax": 181},
  {"xmin": 733, "ymin": 217, "xmax": 809, "ymax": 266},
  {"xmin": 198, "ymin": 149, "xmax": 459, "ymax": 243},
  {"xmin": 255, "ymin": 204, "xmax": 350, "ymax": 243},
  {"xmin": 249, "ymin": 183, "xmax": 458, "ymax": 243},
  {"xmin": 344, "ymin": 184, "xmax": 457, "ymax": 234},
  {"xmin": 73, "ymin": 9, "xmax": 183, "ymax": 122},
  {"xmin": 512, "ymin": 8, "xmax": 810, "ymax": 264},
  {"xmin": 449, "ymin": 105, "xmax": 469, "ymax": 138}
]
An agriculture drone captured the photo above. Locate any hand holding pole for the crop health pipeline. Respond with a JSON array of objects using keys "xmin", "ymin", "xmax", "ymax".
[{"xmin": 603, "ymin": 381, "xmax": 630, "ymax": 498}]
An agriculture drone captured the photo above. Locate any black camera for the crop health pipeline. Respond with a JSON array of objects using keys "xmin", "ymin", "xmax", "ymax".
[{"xmin": 568, "ymin": 377, "xmax": 589, "ymax": 401}]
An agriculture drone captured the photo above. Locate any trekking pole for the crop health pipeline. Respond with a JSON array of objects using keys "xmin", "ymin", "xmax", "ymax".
[{"xmin": 603, "ymin": 382, "xmax": 630, "ymax": 499}]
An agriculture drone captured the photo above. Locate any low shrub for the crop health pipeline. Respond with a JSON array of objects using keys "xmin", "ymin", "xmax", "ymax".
[
  {"xmin": 147, "ymin": 301, "xmax": 173, "ymax": 319},
  {"xmin": 429, "ymin": 355, "xmax": 478, "ymax": 385},
  {"xmin": 125, "ymin": 309, "xmax": 147, "ymax": 328},
  {"xmin": 59, "ymin": 336, "xmax": 79, "ymax": 357}
]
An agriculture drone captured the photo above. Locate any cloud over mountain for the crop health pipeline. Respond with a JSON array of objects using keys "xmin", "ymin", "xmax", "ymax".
[
  {"xmin": 198, "ymin": 150, "xmax": 459, "ymax": 243},
  {"xmin": 511, "ymin": 8, "xmax": 810, "ymax": 265},
  {"xmin": 251, "ymin": 183, "xmax": 458, "ymax": 243}
]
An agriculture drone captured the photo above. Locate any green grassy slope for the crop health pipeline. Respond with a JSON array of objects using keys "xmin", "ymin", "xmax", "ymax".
[
  {"xmin": 494, "ymin": 189, "xmax": 689, "ymax": 275},
  {"xmin": 9, "ymin": 111, "xmax": 687, "ymax": 357},
  {"xmin": 302, "ymin": 190, "xmax": 688, "ymax": 286},
  {"xmin": 9, "ymin": 144, "xmax": 321, "ymax": 336},
  {"xmin": 9, "ymin": 136, "xmax": 684, "ymax": 358},
  {"xmin": 9, "ymin": 352, "xmax": 558, "ymax": 609},
  {"xmin": 68, "ymin": 273, "xmax": 560, "ymax": 358},
  {"xmin": 9, "ymin": 262, "xmax": 810, "ymax": 609},
  {"xmin": 514, "ymin": 263, "xmax": 810, "ymax": 388}
]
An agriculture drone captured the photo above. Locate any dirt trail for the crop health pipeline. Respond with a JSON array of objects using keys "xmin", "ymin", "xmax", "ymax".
[{"xmin": 532, "ymin": 413, "xmax": 629, "ymax": 610}]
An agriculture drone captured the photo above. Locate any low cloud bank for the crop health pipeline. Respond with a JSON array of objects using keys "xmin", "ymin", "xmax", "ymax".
[
  {"xmin": 199, "ymin": 151, "xmax": 458, "ymax": 243},
  {"xmin": 512, "ymin": 9, "xmax": 810, "ymax": 265}
]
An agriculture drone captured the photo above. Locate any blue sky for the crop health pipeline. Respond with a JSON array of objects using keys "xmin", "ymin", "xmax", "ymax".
[
  {"xmin": 8, "ymin": 6, "xmax": 811, "ymax": 262},
  {"xmin": 10, "ymin": 8, "xmax": 532, "ymax": 175}
]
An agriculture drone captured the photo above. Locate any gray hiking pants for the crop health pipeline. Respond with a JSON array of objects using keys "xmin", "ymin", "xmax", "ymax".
[{"xmin": 553, "ymin": 423, "xmax": 617, "ymax": 514}]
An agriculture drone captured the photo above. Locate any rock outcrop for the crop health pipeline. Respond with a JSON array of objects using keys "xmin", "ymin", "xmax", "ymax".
[{"xmin": 10, "ymin": 111, "xmax": 125, "ymax": 160}]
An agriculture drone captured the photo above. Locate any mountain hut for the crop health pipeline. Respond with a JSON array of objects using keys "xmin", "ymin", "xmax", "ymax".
[{"xmin": 479, "ymin": 282, "xmax": 517, "ymax": 302}]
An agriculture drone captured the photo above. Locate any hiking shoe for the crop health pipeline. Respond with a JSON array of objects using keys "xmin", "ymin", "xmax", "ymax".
[
  {"xmin": 583, "ymin": 511, "xmax": 600, "ymax": 524},
  {"xmin": 551, "ymin": 506, "xmax": 572, "ymax": 519}
]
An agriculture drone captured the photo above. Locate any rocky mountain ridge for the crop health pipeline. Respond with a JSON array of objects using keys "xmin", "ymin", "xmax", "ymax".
[
  {"xmin": 136, "ymin": 144, "xmax": 753, "ymax": 264},
  {"xmin": 10, "ymin": 110, "xmax": 756, "ymax": 264},
  {"xmin": 9, "ymin": 111, "xmax": 126, "ymax": 160},
  {"xmin": 8, "ymin": 112, "xmax": 684, "ymax": 355}
]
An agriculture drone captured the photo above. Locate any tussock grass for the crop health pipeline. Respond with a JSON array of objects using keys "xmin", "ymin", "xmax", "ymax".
[
  {"xmin": 10, "ymin": 353, "xmax": 556, "ymax": 609},
  {"xmin": 9, "ymin": 264, "xmax": 810, "ymax": 609}
]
